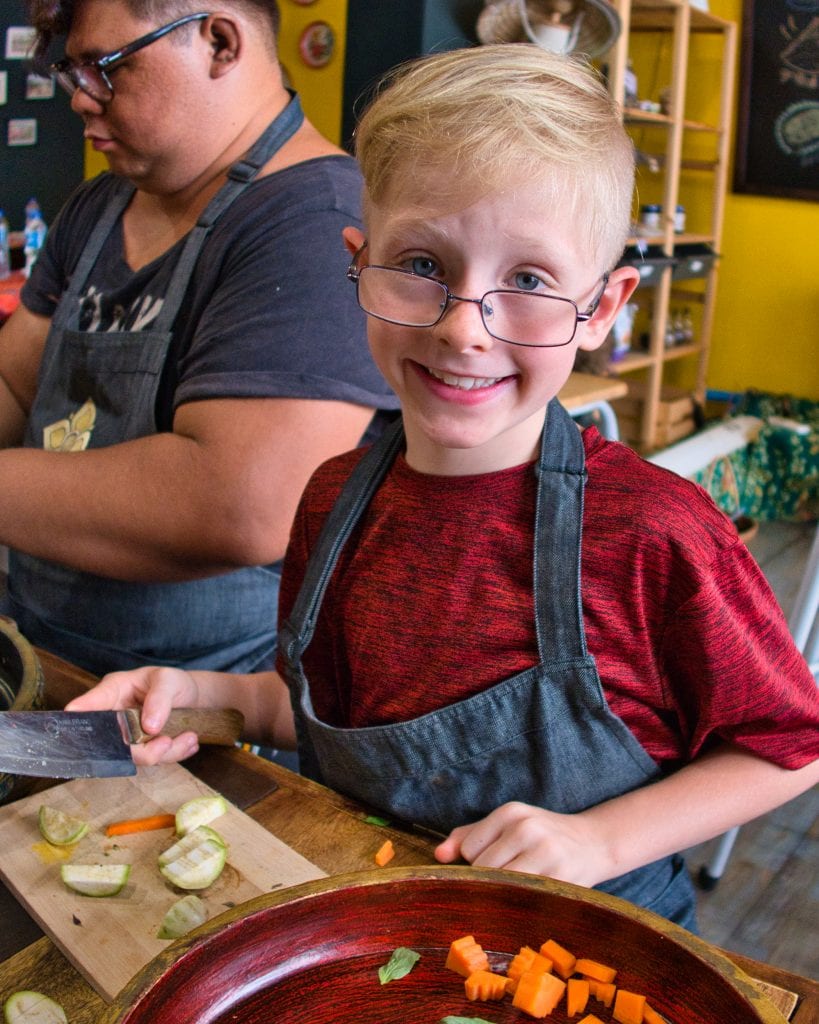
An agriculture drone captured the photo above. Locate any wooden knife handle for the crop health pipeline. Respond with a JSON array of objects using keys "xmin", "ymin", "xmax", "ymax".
[{"xmin": 122, "ymin": 708, "xmax": 244, "ymax": 746}]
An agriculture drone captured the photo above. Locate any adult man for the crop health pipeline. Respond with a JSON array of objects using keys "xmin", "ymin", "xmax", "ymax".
[{"xmin": 0, "ymin": 0, "xmax": 396, "ymax": 676}]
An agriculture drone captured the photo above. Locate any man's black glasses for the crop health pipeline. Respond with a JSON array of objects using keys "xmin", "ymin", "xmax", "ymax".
[{"xmin": 50, "ymin": 12, "xmax": 210, "ymax": 103}]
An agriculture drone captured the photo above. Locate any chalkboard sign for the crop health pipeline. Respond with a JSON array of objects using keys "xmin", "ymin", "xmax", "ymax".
[
  {"xmin": 0, "ymin": 1, "xmax": 84, "ymax": 231},
  {"xmin": 733, "ymin": 1, "xmax": 819, "ymax": 203}
]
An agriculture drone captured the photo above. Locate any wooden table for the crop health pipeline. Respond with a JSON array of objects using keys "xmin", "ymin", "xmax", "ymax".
[
  {"xmin": 559, "ymin": 372, "xmax": 629, "ymax": 439},
  {"xmin": 1, "ymin": 649, "xmax": 817, "ymax": 1024}
]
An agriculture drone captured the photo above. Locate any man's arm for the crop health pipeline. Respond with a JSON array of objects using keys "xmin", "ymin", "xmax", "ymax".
[
  {"xmin": 0, "ymin": 304, "xmax": 49, "ymax": 448},
  {"xmin": 0, "ymin": 387, "xmax": 374, "ymax": 581}
]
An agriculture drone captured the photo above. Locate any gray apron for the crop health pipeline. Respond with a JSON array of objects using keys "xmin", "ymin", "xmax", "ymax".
[
  {"xmin": 279, "ymin": 399, "xmax": 698, "ymax": 928},
  {"xmin": 6, "ymin": 96, "xmax": 305, "ymax": 677}
]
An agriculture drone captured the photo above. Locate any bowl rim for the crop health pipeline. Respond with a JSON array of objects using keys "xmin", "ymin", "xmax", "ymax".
[
  {"xmin": 105, "ymin": 865, "xmax": 788, "ymax": 1024},
  {"xmin": 0, "ymin": 615, "xmax": 43, "ymax": 710}
]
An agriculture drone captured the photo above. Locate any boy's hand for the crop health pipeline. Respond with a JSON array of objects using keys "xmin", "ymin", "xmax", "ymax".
[
  {"xmin": 65, "ymin": 666, "xmax": 201, "ymax": 767},
  {"xmin": 434, "ymin": 801, "xmax": 608, "ymax": 888}
]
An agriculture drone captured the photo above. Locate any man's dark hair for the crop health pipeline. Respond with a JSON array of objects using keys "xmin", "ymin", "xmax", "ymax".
[{"xmin": 26, "ymin": 0, "xmax": 280, "ymax": 58}]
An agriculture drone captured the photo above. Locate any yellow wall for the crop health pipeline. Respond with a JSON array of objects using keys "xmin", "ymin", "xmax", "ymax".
[{"xmin": 699, "ymin": 0, "xmax": 819, "ymax": 401}]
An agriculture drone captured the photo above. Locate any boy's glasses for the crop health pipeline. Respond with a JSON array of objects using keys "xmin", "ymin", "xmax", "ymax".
[
  {"xmin": 347, "ymin": 258, "xmax": 608, "ymax": 349},
  {"xmin": 50, "ymin": 12, "xmax": 210, "ymax": 103}
]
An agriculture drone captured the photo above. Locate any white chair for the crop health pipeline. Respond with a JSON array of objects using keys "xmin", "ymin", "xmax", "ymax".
[{"xmin": 698, "ymin": 522, "xmax": 819, "ymax": 889}]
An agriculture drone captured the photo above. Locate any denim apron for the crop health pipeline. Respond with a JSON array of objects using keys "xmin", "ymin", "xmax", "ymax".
[
  {"xmin": 279, "ymin": 400, "xmax": 698, "ymax": 928},
  {"xmin": 6, "ymin": 97, "xmax": 306, "ymax": 677}
]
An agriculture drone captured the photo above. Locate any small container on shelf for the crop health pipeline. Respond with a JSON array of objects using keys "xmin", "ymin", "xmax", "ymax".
[
  {"xmin": 638, "ymin": 203, "xmax": 662, "ymax": 234},
  {"xmin": 672, "ymin": 243, "xmax": 719, "ymax": 280}
]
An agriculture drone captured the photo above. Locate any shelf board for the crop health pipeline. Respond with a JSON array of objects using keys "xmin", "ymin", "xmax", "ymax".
[
  {"xmin": 660, "ymin": 342, "xmax": 700, "ymax": 362},
  {"xmin": 626, "ymin": 112, "xmax": 720, "ymax": 134},
  {"xmin": 629, "ymin": 2, "xmax": 734, "ymax": 34},
  {"xmin": 609, "ymin": 352, "xmax": 656, "ymax": 373},
  {"xmin": 624, "ymin": 232, "xmax": 716, "ymax": 248}
]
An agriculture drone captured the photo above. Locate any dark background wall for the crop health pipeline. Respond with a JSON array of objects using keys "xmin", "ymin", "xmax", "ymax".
[
  {"xmin": 0, "ymin": 1, "xmax": 84, "ymax": 232},
  {"xmin": 341, "ymin": 0, "xmax": 484, "ymax": 148}
]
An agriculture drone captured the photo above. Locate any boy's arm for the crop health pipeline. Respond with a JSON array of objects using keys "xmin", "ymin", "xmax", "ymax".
[
  {"xmin": 65, "ymin": 666, "xmax": 296, "ymax": 765},
  {"xmin": 435, "ymin": 744, "xmax": 819, "ymax": 886}
]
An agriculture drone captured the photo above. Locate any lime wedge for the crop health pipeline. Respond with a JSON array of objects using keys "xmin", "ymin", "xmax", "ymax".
[
  {"xmin": 175, "ymin": 794, "xmax": 227, "ymax": 836},
  {"xmin": 157, "ymin": 894, "xmax": 208, "ymax": 939},
  {"xmin": 38, "ymin": 805, "xmax": 89, "ymax": 847},
  {"xmin": 60, "ymin": 863, "xmax": 131, "ymax": 897},
  {"xmin": 3, "ymin": 991, "xmax": 67, "ymax": 1024}
]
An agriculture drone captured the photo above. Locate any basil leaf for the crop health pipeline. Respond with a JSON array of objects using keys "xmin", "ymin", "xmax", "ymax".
[
  {"xmin": 439, "ymin": 1017, "xmax": 499, "ymax": 1024},
  {"xmin": 377, "ymin": 946, "xmax": 421, "ymax": 984}
]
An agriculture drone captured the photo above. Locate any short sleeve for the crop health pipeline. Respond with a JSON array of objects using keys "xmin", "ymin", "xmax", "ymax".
[
  {"xmin": 662, "ymin": 542, "xmax": 819, "ymax": 768},
  {"xmin": 171, "ymin": 157, "xmax": 397, "ymax": 412}
]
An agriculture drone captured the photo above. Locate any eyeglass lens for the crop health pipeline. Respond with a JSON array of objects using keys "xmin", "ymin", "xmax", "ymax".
[
  {"xmin": 53, "ymin": 65, "xmax": 109, "ymax": 101},
  {"xmin": 356, "ymin": 267, "xmax": 580, "ymax": 348}
]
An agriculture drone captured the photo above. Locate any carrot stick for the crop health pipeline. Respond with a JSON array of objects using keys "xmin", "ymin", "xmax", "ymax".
[
  {"xmin": 105, "ymin": 813, "xmax": 176, "ymax": 837},
  {"xmin": 374, "ymin": 839, "xmax": 395, "ymax": 866}
]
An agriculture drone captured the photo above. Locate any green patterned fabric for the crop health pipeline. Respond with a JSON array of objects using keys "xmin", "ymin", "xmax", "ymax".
[{"xmin": 691, "ymin": 391, "xmax": 819, "ymax": 523}]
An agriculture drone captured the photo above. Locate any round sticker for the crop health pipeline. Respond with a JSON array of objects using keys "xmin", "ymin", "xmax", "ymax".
[{"xmin": 299, "ymin": 21, "xmax": 335, "ymax": 68}]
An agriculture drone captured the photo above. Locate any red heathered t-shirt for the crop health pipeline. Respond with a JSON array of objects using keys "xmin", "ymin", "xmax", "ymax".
[{"xmin": 278, "ymin": 427, "xmax": 819, "ymax": 771}]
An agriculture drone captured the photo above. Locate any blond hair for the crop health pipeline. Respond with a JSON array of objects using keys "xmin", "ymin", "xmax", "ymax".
[{"xmin": 353, "ymin": 44, "xmax": 634, "ymax": 270}]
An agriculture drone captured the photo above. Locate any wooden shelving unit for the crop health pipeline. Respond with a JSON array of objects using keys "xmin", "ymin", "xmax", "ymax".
[{"xmin": 604, "ymin": 0, "xmax": 737, "ymax": 452}]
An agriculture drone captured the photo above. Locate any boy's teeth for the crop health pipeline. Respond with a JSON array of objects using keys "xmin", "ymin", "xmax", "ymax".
[{"xmin": 428, "ymin": 367, "xmax": 503, "ymax": 390}]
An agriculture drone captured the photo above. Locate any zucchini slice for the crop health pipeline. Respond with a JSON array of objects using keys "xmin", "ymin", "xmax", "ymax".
[
  {"xmin": 60, "ymin": 862, "xmax": 131, "ymax": 897},
  {"xmin": 3, "ymin": 991, "xmax": 67, "ymax": 1024}
]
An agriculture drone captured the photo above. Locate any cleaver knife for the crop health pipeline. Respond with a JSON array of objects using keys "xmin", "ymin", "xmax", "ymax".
[{"xmin": 0, "ymin": 707, "xmax": 244, "ymax": 779}]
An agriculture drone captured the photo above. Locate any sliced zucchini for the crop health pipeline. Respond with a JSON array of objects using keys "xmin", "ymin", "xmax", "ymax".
[
  {"xmin": 38, "ymin": 805, "xmax": 89, "ymax": 847},
  {"xmin": 60, "ymin": 862, "xmax": 131, "ymax": 897},
  {"xmin": 157, "ymin": 894, "xmax": 208, "ymax": 939},
  {"xmin": 174, "ymin": 794, "xmax": 227, "ymax": 836},
  {"xmin": 158, "ymin": 825, "xmax": 226, "ymax": 867},
  {"xmin": 3, "ymin": 991, "xmax": 67, "ymax": 1024},
  {"xmin": 158, "ymin": 826, "xmax": 227, "ymax": 890}
]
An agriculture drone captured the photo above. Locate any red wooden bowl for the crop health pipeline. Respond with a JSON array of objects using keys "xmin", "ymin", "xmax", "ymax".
[{"xmin": 105, "ymin": 866, "xmax": 786, "ymax": 1024}]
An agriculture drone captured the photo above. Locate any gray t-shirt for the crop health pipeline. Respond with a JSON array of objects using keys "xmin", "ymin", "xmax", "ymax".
[{"xmin": 23, "ymin": 157, "xmax": 397, "ymax": 431}]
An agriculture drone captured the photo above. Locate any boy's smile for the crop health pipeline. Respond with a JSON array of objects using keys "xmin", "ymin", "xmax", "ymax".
[{"xmin": 344, "ymin": 177, "xmax": 637, "ymax": 477}]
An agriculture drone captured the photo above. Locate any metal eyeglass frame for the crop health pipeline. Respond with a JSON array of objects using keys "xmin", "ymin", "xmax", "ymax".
[
  {"xmin": 50, "ymin": 12, "xmax": 210, "ymax": 103},
  {"xmin": 346, "ymin": 245, "xmax": 609, "ymax": 349}
]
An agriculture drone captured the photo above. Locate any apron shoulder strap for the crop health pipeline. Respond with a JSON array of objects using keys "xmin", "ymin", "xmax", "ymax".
[{"xmin": 283, "ymin": 417, "xmax": 405, "ymax": 662}]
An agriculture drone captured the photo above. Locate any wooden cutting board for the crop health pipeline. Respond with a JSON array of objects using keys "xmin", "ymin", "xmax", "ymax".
[{"xmin": 0, "ymin": 763, "xmax": 326, "ymax": 1001}]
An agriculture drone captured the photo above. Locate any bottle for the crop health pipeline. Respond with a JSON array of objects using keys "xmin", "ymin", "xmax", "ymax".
[
  {"xmin": 0, "ymin": 209, "xmax": 10, "ymax": 280},
  {"xmin": 23, "ymin": 198, "xmax": 47, "ymax": 279},
  {"xmin": 624, "ymin": 59, "xmax": 638, "ymax": 108},
  {"xmin": 639, "ymin": 203, "xmax": 661, "ymax": 235}
]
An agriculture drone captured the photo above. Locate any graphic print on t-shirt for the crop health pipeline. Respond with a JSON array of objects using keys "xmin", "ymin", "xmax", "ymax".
[{"xmin": 78, "ymin": 285, "xmax": 164, "ymax": 334}]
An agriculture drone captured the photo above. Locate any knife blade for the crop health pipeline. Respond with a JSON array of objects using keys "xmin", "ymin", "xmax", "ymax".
[{"xmin": 0, "ymin": 708, "xmax": 244, "ymax": 779}]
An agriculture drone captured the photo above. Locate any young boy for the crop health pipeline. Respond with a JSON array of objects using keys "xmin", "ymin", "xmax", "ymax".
[{"xmin": 69, "ymin": 45, "xmax": 819, "ymax": 931}]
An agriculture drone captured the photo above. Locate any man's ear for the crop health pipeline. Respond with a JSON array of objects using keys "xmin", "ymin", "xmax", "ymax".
[
  {"xmin": 576, "ymin": 265, "xmax": 640, "ymax": 352},
  {"xmin": 342, "ymin": 226, "xmax": 366, "ymax": 259},
  {"xmin": 205, "ymin": 15, "xmax": 241, "ymax": 77}
]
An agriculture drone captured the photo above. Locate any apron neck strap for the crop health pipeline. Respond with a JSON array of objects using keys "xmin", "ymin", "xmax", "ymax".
[{"xmin": 284, "ymin": 400, "xmax": 589, "ymax": 665}]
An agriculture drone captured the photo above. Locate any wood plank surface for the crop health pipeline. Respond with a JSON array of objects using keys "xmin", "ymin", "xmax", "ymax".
[
  {"xmin": 0, "ymin": 762, "xmax": 325, "ymax": 1001},
  {"xmin": 559, "ymin": 371, "xmax": 628, "ymax": 410}
]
